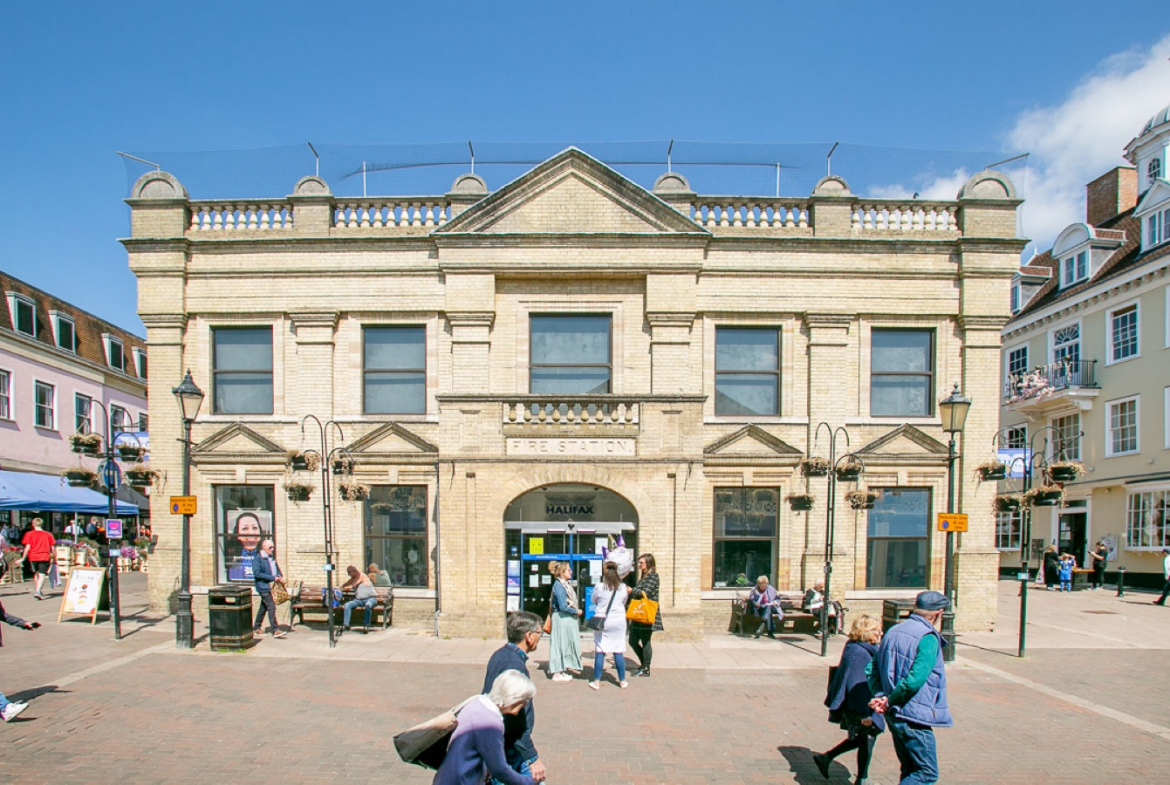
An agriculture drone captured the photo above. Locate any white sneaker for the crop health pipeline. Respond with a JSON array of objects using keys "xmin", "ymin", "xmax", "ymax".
[
  {"xmin": 2, "ymin": 702, "xmax": 28, "ymax": 722},
  {"xmin": 551, "ymin": 673, "xmax": 572, "ymax": 682}
]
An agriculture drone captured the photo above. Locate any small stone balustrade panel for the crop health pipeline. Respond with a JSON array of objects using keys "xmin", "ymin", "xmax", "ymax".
[
  {"xmin": 687, "ymin": 200, "xmax": 810, "ymax": 230},
  {"xmin": 851, "ymin": 203, "xmax": 958, "ymax": 232},
  {"xmin": 502, "ymin": 399, "xmax": 641, "ymax": 429},
  {"xmin": 334, "ymin": 201, "xmax": 452, "ymax": 229},
  {"xmin": 189, "ymin": 202, "xmax": 294, "ymax": 231}
]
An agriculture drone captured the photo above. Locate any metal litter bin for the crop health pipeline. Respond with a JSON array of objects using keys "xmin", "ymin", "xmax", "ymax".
[
  {"xmin": 881, "ymin": 599, "xmax": 915, "ymax": 633},
  {"xmin": 208, "ymin": 585, "xmax": 257, "ymax": 651}
]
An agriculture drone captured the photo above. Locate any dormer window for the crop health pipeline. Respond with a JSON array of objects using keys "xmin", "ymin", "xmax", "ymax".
[
  {"xmin": 103, "ymin": 334, "xmax": 125, "ymax": 372},
  {"xmin": 1150, "ymin": 157, "xmax": 1163, "ymax": 187},
  {"xmin": 5, "ymin": 293, "xmax": 35, "ymax": 336},
  {"xmin": 133, "ymin": 348, "xmax": 147, "ymax": 378},
  {"xmin": 1060, "ymin": 250, "xmax": 1089, "ymax": 288},
  {"xmin": 50, "ymin": 311, "xmax": 75, "ymax": 353},
  {"xmin": 1010, "ymin": 283, "xmax": 1021, "ymax": 314},
  {"xmin": 1147, "ymin": 207, "xmax": 1170, "ymax": 250}
]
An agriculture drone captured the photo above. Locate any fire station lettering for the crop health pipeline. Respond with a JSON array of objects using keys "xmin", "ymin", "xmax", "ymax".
[{"xmin": 506, "ymin": 438, "xmax": 635, "ymax": 456}]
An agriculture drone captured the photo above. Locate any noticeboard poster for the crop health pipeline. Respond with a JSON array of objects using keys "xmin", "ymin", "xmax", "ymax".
[{"xmin": 57, "ymin": 567, "xmax": 107, "ymax": 624}]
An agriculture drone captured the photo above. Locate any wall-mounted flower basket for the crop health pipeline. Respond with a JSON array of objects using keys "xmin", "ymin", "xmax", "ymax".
[
  {"xmin": 977, "ymin": 462, "xmax": 1008, "ymax": 481},
  {"xmin": 845, "ymin": 489, "xmax": 881, "ymax": 510},
  {"xmin": 1047, "ymin": 462, "xmax": 1085, "ymax": 483},
  {"xmin": 800, "ymin": 457, "xmax": 830, "ymax": 478},
  {"xmin": 331, "ymin": 457, "xmax": 355, "ymax": 476},
  {"xmin": 286, "ymin": 450, "xmax": 320, "ymax": 473},
  {"xmin": 1025, "ymin": 486, "xmax": 1063, "ymax": 507},
  {"xmin": 338, "ymin": 482, "xmax": 371, "ymax": 502},
  {"xmin": 286, "ymin": 483, "xmax": 314, "ymax": 503},
  {"xmin": 125, "ymin": 464, "xmax": 160, "ymax": 488},
  {"xmin": 116, "ymin": 445, "xmax": 145, "ymax": 462},
  {"xmin": 62, "ymin": 467, "xmax": 98, "ymax": 488},
  {"xmin": 835, "ymin": 460, "xmax": 863, "ymax": 482},
  {"xmin": 70, "ymin": 433, "xmax": 102, "ymax": 455},
  {"xmin": 786, "ymin": 493, "xmax": 815, "ymax": 511},
  {"xmin": 995, "ymin": 494, "xmax": 1023, "ymax": 513}
]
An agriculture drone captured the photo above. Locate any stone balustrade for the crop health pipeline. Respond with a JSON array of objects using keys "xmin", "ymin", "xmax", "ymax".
[
  {"xmin": 189, "ymin": 202, "xmax": 294, "ymax": 231},
  {"xmin": 333, "ymin": 201, "xmax": 452, "ymax": 229},
  {"xmin": 687, "ymin": 199, "xmax": 810, "ymax": 230},
  {"xmin": 502, "ymin": 397, "xmax": 640, "ymax": 428},
  {"xmin": 851, "ymin": 202, "xmax": 957, "ymax": 232}
]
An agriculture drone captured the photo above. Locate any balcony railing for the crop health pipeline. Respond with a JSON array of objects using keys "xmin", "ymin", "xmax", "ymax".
[
  {"xmin": 502, "ymin": 397, "xmax": 640, "ymax": 428},
  {"xmin": 1003, "ymin": 360, "xmax": 1098, "ymax": 404}
]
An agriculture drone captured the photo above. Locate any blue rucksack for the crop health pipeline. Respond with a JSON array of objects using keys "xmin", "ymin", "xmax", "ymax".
[{"xmin": 321, "ymin": 588, "xmax": 343, "ymax": 608}]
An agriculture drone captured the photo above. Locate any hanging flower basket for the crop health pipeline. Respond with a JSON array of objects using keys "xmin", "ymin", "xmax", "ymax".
[
  {"xmin": 331, "ymin": 457, "xmax": 355, "ymax": 476},
  {"xmin": 286, "ymin": 450, "xmax": 320, "ymax": 472},
  {"xmin": 786, "ymin": 493, "xmax": 814, "ymax": 511},
  {"xmin": 714, "ymin": 490, "xmax": 735, "ymax": 506},
  {"xmin": 1025, "ymin": 485, "xmax": 1064, "ymax": 507},
  {"xmin": 995, "ymin": 494, "xmax": 1023, "ymax": 513},
  {"xmin": 286, "ymin": 483, "xmax": 314, "ymax": 503},
  {"xmin": 371, "ymin": 501, "xmax": 396, "ymax": 516},
  {"xmin": 116, "ymin": 444, "xmax": 145, "ymax": 462},
  {"xmin": 1047, "ymin": 462, "xmax": 1085, "ymax": 483},
  {"xmin": 801, "ymin": 457, "xmax": 830, "ymax": 478},
  {"xmin": 724, "ymin": 510, "xmax": 744, "ymax": 528},
  {"xmin": 835, "ymin": 459, "xmax": 863, "ymax": 482},
  {"xmin": 70, "ymin": 433, "xmax": 102, "ymax": 455},
  {"xmin": 125, "ymin": 464, "xmax": 160, "ymax": 488},
  {"xmin": 845, "ymin": 489, "xmax": 881, "ymax": 510},
  {"xmin": 976, "ymin": 461, "xmax": 1009, "ymax": 482},
  {"xmin": 338, "ymin": 482, "xmax": 371, "ymax": 502},
  {"xmin": 62, "ymin": 467, "xmax": 98, "ymax": 488}
]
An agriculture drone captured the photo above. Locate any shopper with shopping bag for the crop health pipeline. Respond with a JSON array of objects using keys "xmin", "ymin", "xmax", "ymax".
[{"xmin": 626, "ymin": 553, "xmax": 663, "ymax": 677}]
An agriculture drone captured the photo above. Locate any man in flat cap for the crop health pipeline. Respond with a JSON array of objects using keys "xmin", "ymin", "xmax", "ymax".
[{"xmin": 866, "ymin": 590, "xmax": 952, "ymax": 784}]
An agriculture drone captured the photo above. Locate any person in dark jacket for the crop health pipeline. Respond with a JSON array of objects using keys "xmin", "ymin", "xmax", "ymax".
[
  {"xmin": 1089, "ymin": 541, "xmax": 1108, "ymax": 589},
  {"xmin": 0, "ymin": 561, "xmax": 40, "ymax": 722},
  {"xmin": 251, "ymin": 539, "xmax": 287, "ymax": 638},
  {"xmin": 814, "ymin": 614, "xmax": 885, "ymax": 785},
  {"xmin": 1042, "ymin": 544, "xmax": 1060, "ymax": 590},
  {"xmin": 628, "ymin": 553, "xmax": 664, "ymax": 676},
  {"xmin": 482, "ymin": 611, "xmax": 546, "ymax": 783}
]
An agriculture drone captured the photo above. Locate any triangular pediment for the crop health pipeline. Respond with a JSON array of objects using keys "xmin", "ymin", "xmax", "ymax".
[
  {"xmin": 347, "ymin": 423, "xmax": 438, "ymax": 456},
  {"xmin": 435, "ymin": 148, "xmax": 707, "ymax": 236},
  {"xmin": 854, "ymin": 425, "xmax": 948, "ymax": 464},
  {"xmin": 704, "ymin": 425, "xmax": 803, "ymax": 460},
  {"xmin": 1135, "ymin": 178, "xmax": 1170, "ymax": 217},
  {"xmin": 192, "ymin": 423, "xmax": 286, "ymax": 462}
]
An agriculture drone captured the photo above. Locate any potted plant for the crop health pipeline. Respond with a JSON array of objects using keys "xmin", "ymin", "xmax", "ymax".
[
  {"xmin": 845, "ymin": 488, "xmax": 881, "ymax": 510},
  {"xmin": 62, "ymin": 466, "xmax": 98, "ymax": 488},
  {"xmin": 338, "ymin": 482, "xmax": 371, "ymax": 502},
  {"xmin": 116, "ymin": 443, "xmax": 145, "ymax": 462},
  {"xmin": 286, "ymin": 482, "xmax": 314, "ymax": 503},
  {"xmin": 331, "ymin": 456, "xmax": 355, "ymax": 476},
  {"xmin": 801, "ymin": 457, "xmax": 831, "ymax": 477},
  {"xmin": 1025, "ymin": 485, "xmax": 1064, "ymax": 507},
  {"xmin": 286, "ymin": 450, "xmax": 320, "ymax": 472},
  {"xmin": 125, "ymin": 463, "xmax": 160, "ymax": 487},
  {"xmin": 976, "ymin": 461, "xmax": 1009, "ymax": 481},
  {"xmin": 70, "ymin": 432, "xmax": 102, "ymax": 455},
  {"xmin": 786, "ymin": 492, "xmax": 815, "ymax": 511},
  {"xmin": 1047, "ymin": 461, "xmax": 1085, "ymax": 483},
  {"xmin": 994, "ymin": 493, "xmax": 1023, "ymax": 513},
  {"xmin": 835, "ymin": 458, "xmax": 863, "ymax": 482}
]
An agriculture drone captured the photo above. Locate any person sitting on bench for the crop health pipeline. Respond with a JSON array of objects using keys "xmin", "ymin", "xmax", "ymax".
[
  {"xmin": 804, "ymin": 579, "xmax": 845, "ymax": 634},
  {"xmin": 340, "ymin": 565, "xmax": 378, "ymax": 633},
  {"xmin": 748, "ymin": 575, "xmax": 784, "ymax": 638}
]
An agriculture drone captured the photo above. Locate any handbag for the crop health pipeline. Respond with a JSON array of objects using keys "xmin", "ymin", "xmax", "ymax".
[
  {"xmin": 48, "ymin": 562, "xmax": 61, "ymax": 590},
  {"xmin": 585, "ymin": 587, "xmax": 618, "ymax": 631},
  {"xmin": 626, "ymin": 595, "xmax": 658, "ymax": 625},
  {"xmin": 271, "ymin": 581, "xmax": 289, "ymax": 605},
  {"xmin": 394, "ymin": 696, "xmax": 476, "ymax": 770}
]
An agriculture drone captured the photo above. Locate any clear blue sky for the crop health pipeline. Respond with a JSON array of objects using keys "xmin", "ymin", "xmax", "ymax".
[{"xmin": 2, "ymin": 2, "xmax": 1167, "ymax": 334}]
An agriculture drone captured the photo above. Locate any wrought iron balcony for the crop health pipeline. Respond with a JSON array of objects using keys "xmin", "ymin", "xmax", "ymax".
[{"xmin": 1003, "ymin": 360, "xmax": 1099, "ymax": 407}]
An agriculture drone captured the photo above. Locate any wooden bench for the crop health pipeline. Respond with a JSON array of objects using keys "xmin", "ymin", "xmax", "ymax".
[
  {"xmin": 728, "ymin": 595, "xmax": 833, "ymax": 637},
  {"xmin": 290, "ymin": 583, "xmax": 393, "ymax": 631}
]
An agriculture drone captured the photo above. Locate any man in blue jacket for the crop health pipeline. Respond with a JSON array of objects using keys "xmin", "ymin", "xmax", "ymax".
[
  {"xmin": 867, "ymin": 590, "xmax": 952, "ymax": 784},
  {"xmin": 251, "ymin": 539, "xmax": 287, "ymax": 638},
  {"xmin": 482, "ymin": 611, "xmax": 546, "ymax": 783}
]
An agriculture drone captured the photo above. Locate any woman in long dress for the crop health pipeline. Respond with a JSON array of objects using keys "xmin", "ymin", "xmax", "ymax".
[
  {"xmin": 588, "ymin": 560, "xmax": 630, "ymax": 690},
  {"xmin": 547, "ymin": 561, "xmax": 582, "ymax": 681}
]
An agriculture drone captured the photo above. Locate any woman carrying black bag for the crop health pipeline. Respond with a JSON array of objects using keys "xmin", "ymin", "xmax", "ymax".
[
  {"xmin": 628, "ymin": 553, "xmax": 663, "ymax": 678},
  {"xmin": 813, "ymin": 614, "xmax": 885, "ymax": 785}
]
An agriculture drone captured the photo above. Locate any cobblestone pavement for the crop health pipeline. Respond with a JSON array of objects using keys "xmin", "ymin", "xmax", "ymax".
[{"xmin": 0, "ymin": 576, "xmax": 1167, "ymax": 784}]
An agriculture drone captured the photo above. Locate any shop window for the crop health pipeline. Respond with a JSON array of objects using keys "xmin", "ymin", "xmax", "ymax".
[
  {"xmin": 996, "ymin": 510, "xmax": 1022, "ymax": 550},
  {"xmin": 866, "ymin": 488, "xmax": 930, "ymax": 589},
  {"xmin": 212, "ymin": 327, "xmax": 273, "ymax": 414},
  {"xmin": 870, "ymin": 329, "xmax": 934, "ymax": 417},
  {"xmin": 1126, "ymin": 490, "xmax": 1169, "ymax": 549},
  {"xmin": 366, "ymin": 486, "xmax": 428, "ymax": 587},
  {"xmin": 529, "ymin": 314, "xmax": 611, "ymax": 394},
  {"xmin": 712, "ymin": 487, "xmax": 778, "ymax": 587},
  {"xmin": 34, "ymin": 380, "xmax": 55, "ymax": 429},
  {"xmin": 715, "ymin": 327, "xmax": 780, "ymax": 416},
  {"xmin": 215, "ymin": 486, "xmax": 276, "ymax": 583},
  {"xmin": 363, "ymin": 326, "xmax": 426, "ymax": 414}
]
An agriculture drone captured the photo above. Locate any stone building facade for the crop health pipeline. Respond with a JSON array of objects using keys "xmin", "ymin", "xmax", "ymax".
[{"xmin": 123, "ymin": 149, "xmax": 1023, "ymax": 638}]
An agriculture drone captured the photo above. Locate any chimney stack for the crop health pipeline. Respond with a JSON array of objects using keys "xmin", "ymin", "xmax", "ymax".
[{"xmin": 1085, "ymin": 167, "xmax": 1137, "ymax": 226}]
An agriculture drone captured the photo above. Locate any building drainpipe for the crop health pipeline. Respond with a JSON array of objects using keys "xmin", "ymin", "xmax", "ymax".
[{"xmin": 433, "ymin": 461, "xmax": 443, "ymax": 637}]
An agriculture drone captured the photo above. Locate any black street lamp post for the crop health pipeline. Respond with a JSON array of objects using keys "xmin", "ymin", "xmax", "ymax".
[
  {"xmin": 809, "ymin": 423, "xmax": 861, "ymax": 658},
  {"xmin": 300, "ymin": 415, "xmax": 349, "ymax": 649},
  {"xmin": 173, "ymin": 370, "xmax": 205, "ymax": 649},
  {"xmin": 937, "ymin": 383, "xmax": 971, "ymax": 663}
]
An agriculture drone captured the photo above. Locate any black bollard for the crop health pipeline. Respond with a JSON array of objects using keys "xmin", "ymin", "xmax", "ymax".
[{"xmin": 1117, "ymin": 566, "xmax": 1125, "ymax": 597}]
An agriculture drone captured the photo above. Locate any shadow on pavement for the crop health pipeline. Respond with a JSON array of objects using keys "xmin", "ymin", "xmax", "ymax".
[
  {"xmin": 11, "ymin": 684, "xmax": 70, "ymax": 702},
  {"xmin": 778, "ymin": 745, "xmax": 834, "ymax": 784}
]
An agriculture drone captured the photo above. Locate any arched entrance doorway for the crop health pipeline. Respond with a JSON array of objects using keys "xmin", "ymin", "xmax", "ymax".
[{"xmin": 504, "ymin": 484, "xmax": 637, "ymax": 620}]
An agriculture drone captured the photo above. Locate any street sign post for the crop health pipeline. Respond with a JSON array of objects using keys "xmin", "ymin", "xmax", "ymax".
[
  {"xmin": 106, "ymin": 519, "xmax": 123, "ymax": 539},
  {"xmin": 937, "ymin": 513, "xmax": 968, "ymax": 532},
  {"xmin": 99, "ymin": 460, "xmax": 122, "ymax": 493}
]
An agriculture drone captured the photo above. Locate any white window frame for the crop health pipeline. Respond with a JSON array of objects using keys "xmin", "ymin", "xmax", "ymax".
[
  {"xmin": 1164, "ymin": 386, "xmax": 1170, "ymax": 451},
  {"xmin": 1049, "ymin": 319, "xmax": 1082, "ymax": 366},
  {"xmin": 1125, "ymin": 488, "xmax": 1169, "ymax": 550},
  {"xmin": 110, "ymin": 404, "xmax": 128, "ymax": 434},
  {"xmin": 103, "ymin": 334, "xmax": 125, "ymax": 372},
  {"xmin": 1051, "ymin": 413, "xmax": 1082, "ymax": 462},
  {"xmin": 1010, "ymin": 283, "xmax": 1021, "ymax": 314},
  {"xmin": 132, "ymin": 347, "xmax": 147, "ymax": 378},
  {"xmin": 996, "ymin": 509, "xmax": 1023, "ymax": 550},
  {"xmin": 0, "ymin": 368, "xmax": 11, "ymax": 421},
  {"xmin": 1060, "ymin": 249, "xmax": 1089, "ymax": 288},
  {"xmin": 5, "ymin": 292, "xmax": 36, "ymax": 337},
  {"xmin": 1165, "ymin": 286, "xmax": 1169, "ymax": 349},
  {"xmin": 74, "ymin": 393, "xmax": 93, "ymax": 434},
  {"xmin": 49, "ymin": 310, "xmax": 76, "ymax": 353},
  {"xmin": 1105, "ymin": 395, "xmax": 1140, "ymax": 457},
  {"xmin": 1146, "ymin": 206, "xmax": 1170, "ymax": 251},
  {"xmin": 1106, "ymin": 300, "xmax": 1140, "ymax": 365},
  {"xmin": 33, "ymin": 379, "xmax": 55, "ymax": 431},
  {"xmin": 1150, "ymin": 156, "xmax": 1164, "ymax": 187},
  {"xmin": 1006, "ymin": 344, "xmax": 1028, "ymax": 379},
  {"xmin": 1005, "ymin": 424, "xmax": 1027, "ymax": 449}
]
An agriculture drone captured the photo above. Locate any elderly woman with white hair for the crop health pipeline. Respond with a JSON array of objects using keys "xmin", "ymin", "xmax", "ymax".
[{"xmin": 433, "ymin": 670, "xmax": 537, "ymax": 785}]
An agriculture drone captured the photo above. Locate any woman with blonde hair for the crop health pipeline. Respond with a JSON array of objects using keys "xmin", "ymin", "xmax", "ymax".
[
  {"xmin": 814, "ymin": 614, "xmax": 885, "ymax": 785},
  {"xmin": 546, "ymin": 560, "xmax": 583, "ymax": 681}
]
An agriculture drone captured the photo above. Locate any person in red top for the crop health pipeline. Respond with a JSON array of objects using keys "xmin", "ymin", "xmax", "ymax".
[{"xmin": 19, "ymin": 518, "xmax": 56, "ymax": 600}]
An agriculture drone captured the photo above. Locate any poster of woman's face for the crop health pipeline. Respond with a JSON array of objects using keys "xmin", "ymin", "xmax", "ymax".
[{"xmin": 225, "ymin": 510, "xmax": 273, "ymax": 582}]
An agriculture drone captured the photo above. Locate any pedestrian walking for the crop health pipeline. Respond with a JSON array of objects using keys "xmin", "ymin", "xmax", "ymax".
[
  {"xmin": 1042, "ymin": 545, "xmax": 1060, "ymax": 590},
  {"xmin": 588, "ymin": 560, "xmax": 630, "ymax": 690},
  {"xmin": 1058, "ymin": 553, "xmax": 1075, "ymax": 592},
  {"xmin": 0, "ymin": 560, "xmax": 40, "ymax": 722},
  {"xmin": 628, "ymin": 553, "xmax": 663, "ymax": 675},
  {"xmin": 546, "ymin": 561, "xmax": 582, "ymax": 682},
  {"xmin": 482, "ymin": 611, "xmax": 546, "ymax": 784},
  {"xmin": 1153, "ymin": 548, "xmax": 1170, "ymax": 606},
  {"xmin": 18, "ymin": 517, "xmax": 56, "ymax": 600},
  {"xmin": 814, "ymin": 614, "xmax": 885, "ymax": 785},
  {"xmin": 868, "ymin": 590, "xmax": 952, "ymax": 785},
  {"xmin": 433, "ymin": 670, "xmax": 537, "ymax": 785},
  {"xmin": 747, "ymin": 574, "xmax": 783, "ymax": 639},
  {"xmin": 251, "ymin": 539, "xmax": 287, "ymax": 638},
  {"xmin": 339, "ymin": 564, "xmax": 377, "ymax": 633},
  {"xmin": 1089, "ymin": 541, "xmax": 1108, "ymax": 590}
]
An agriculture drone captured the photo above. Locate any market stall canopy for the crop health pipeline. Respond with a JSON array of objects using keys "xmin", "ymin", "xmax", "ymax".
[{"xmin": 0, "ymin": 470, "xmax": 139, "ymax": 515}]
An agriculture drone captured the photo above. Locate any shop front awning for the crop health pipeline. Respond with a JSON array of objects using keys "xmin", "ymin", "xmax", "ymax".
[{"xmin": 0, "ymin": 469, "xmax": 139, "ymax": 515}]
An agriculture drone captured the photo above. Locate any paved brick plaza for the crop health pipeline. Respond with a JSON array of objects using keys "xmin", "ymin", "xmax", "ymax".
[{"xmin": 0, "ymin": 576, "xmax": 1167, "ymax": 783}]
